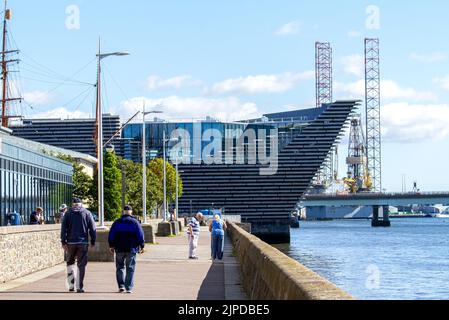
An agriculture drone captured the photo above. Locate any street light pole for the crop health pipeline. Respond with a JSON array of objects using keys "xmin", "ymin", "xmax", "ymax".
[
  {"xmin": 95, "ymin": 39, "xmax": 129, "ymax": 229},
  {"xmin": 142, "ymin": 101, "xmax": 147, "ymax": 224},
  {"xmin": 175, "ymin": 159, "xmax": 178, "ymax": 221},
  {"xmin": 96, "ymin": 41, "xmax": 105, "ymax": 229},
  {"xmin": 142, "ymin": 104, "xmax": 163, "ymax": 224},
  {"xmin": 163, "ymin": 130, "xmax": 167, "ymax": 222}
]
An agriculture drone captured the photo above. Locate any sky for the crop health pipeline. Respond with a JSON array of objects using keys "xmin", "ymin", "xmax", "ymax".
[{"xmin": 4, "ymin": 0, "xmax": 449, "ymax": 192}]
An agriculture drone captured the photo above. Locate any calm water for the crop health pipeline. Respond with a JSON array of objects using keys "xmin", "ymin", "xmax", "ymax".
[{"xmin": 275, "ymin": 218, "xmax": 449, "ymax": 300}]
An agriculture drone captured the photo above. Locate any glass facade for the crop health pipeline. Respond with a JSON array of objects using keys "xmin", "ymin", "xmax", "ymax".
[
  {"xmin": 0, "ymin": 134, "xmax": 74, "ymax": 226},
  {"xmin": 122, "ymin": 120, "xmax": 308, "ymax": 165},
  {"xmin": 123, "ymin": 121, "xmax": 254, "ymax": 163}
]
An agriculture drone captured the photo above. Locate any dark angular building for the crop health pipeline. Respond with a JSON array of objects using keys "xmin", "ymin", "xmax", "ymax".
[
  {"xmin": 10, "ymin": 114, "xmax": 124, "ymax": 158},
  {"xmin": 122, "ymin": 101, "xmax": 359, "ymax": 243},
  {"xmin": 177, "ymin": 101, "xmax": 359, "ymax": 243}
]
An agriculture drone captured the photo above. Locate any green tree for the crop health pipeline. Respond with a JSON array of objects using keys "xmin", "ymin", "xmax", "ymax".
[
  {"xmin": 118, "ymin": 158, "xmax": 166, "ymax": 218},
  {"xmin": 148, "ymin": 158, "xmax": 183, "ymax": 212},
  {"xmin": 90, "ymin": 151, "xmax": 122, "ymax": 221},
  {"xmin": 120, "ymin": 158, "xmax": 143, "ymax": 216},
  {"xmin": 57, "ymin": 154, "xmax": 93, "ymax": 205}
]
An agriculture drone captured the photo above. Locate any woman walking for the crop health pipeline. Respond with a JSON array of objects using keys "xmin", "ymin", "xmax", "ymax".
[{"xmin": 209, "ymin": 215, "xmax": 227, "ymax": 261}]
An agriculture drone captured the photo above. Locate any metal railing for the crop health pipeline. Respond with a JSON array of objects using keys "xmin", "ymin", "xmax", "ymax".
[{"xmin": 303, "ymin": 191, "xmax": 449, "ymax": 200}]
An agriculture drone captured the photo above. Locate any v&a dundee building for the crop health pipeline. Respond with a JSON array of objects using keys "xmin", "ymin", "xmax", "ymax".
[
  {"xmin": 122, "ymin": 101, "xmax": 360, "ymax": 243},
  {"xmin": 0, "ymin": 127, "xmax": 74, "ymax": 226}
]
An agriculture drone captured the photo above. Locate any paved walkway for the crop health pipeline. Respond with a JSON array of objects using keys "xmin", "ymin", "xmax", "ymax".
[{"xmin": 0, "ymin": 227, "xmax": 247, "ymax": 300}]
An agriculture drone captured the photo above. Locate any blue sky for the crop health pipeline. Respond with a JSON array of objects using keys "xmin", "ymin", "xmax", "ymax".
[{"xmin": 5, "ymin": 0, "xmax": 449, "ymax": 192}]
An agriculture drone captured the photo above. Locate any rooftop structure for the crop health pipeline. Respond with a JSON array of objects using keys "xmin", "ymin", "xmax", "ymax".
[{"xmin": 10, "ymin": 114, "xmax": 123, "ymax": 158}]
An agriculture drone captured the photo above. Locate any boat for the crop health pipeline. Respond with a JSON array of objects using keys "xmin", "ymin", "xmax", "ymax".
[{"xmin": 435, "ymin": 214, "xmax": 449, "ymax": 219}]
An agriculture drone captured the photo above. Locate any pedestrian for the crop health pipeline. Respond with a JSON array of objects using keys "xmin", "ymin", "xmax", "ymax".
[
  {"xmin": 108, "ymin": 205, "xmax": 145, "ymax": 294},
  {"xmin": 7, "ymin": 210, "xmax": 22, "ymax": 226},
  {"xmin": 55, "ymin": 204, "xmax": 68, "ymax": 224},
  {"xmin": 60, "ymin": 198, "xmax": 96, "ymax": 293},
  {"xmin": 209, "ymin": 214, "xmax": 227, "ymax": 261},
  {"xmin": 30, "ymin": 207, "xmax": 44, "ymax": 225},
  {"xmin": 187, "ymin": 212, "xmax": 203, "ymax": 260}
]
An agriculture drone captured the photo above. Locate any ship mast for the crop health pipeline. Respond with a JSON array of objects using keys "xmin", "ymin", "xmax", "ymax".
[{"xmin": 1, "ymin": 0, "xmax": 21, "ymax": 128}]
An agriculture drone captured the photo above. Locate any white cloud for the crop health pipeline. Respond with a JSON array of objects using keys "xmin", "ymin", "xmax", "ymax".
[
  {"xmin": 347, "ymin": 30, "xmax": 362, "ymax": 38},
  {"xmin": 340, "ymin": 54, "xmax": 364, "ymax": 77},
  {"xmin": 9, "ymin": 82, "xmax": 53, "ymax": 107},
  {"xmin": 335, "ymin": 79, "xmax": 438, "ymax": 102},
  {"xmin": 115, "ymin": 96, "xmax": 261, "ymax": 122},
  {"xmin": 433, "ymin": 75, "xmax": 449, "ymax": 90},
  {"xmin": 212, "ymin": 71, "xmax": 314, "ymax": 95},
  {"xmin": 23, "ymin": 90, "xmax": 54, "ymax": 106},
  {"xmin": 410, "ymin": 52, "xmax": 447, "ymax": 63},
  {"xmin": 382, "ymin": 102, "xmax": 449, "ymax": 143},
  {"xmin": 147, "ymin": 75, "xmax": 202, "ymax": 91},
  {"xmin": 30, "ymin": 107, "xmax": 90, "ymax": 119},
  {"xmin": 275, "ymin": 21, "xmax": 301, "ymax": 36}
]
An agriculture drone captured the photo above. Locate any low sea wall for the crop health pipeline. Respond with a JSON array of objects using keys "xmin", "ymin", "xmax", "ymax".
[
  {"xmin": 226, "ymin": 222, "xmax": 355, "ymax": 300},
  {"xmin": 0, "ymin": 221, "xmax": 160, "ymax": 282},
  {"xmin": 0, "ymin": 225, "xmax": 64, "ymax": 283}
]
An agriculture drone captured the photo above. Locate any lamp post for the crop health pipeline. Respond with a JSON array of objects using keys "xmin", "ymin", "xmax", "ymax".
[
  {"xmin": 141, "ymin": 102, "xmax": 163, "ymax": 224},
  {"xmin": 161, "ymin": 132, "xmax": 178, "ymax": 221},
  {"xmin": 163, "ymin": 130, "xmax": 167, "ymax": 221},
  {"xmin": 175, "ymin": 159, "xmax": 179, "ymax": 220},
  {"xmin": 96, "ymin": 40, "xmax": 129, "ymax": 229},
  {"xmin": 175, "ymin": 159, "xmax": 185, "ymax": 222}
]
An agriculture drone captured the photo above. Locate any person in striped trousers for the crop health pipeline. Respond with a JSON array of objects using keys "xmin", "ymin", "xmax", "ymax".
[{"xmin": 187, "ymin": 213, "xmax": 203, "ymax": 259}]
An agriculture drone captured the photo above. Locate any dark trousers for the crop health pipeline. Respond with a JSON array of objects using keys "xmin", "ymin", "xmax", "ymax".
[
  {"xmin": 115, "ymin": 252, "xmax": 137, "ymax": 291},
  {"xmin": 66, "ymin": 244, "xmax": 89, "ymax": 290},
  {"xmin": 211, "ymin": 234, "xmax": 224, "ymax": 260}
]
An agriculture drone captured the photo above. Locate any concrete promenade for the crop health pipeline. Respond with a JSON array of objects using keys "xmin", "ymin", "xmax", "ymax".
[{"xmin": 0, "ymin": 227, "xmax": 247, "ymax": 300}]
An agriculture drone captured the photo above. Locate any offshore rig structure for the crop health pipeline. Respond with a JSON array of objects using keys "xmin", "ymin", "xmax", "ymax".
[{"xmin": 313, "ymin": 39, "xmax": 382, "ymax": 195}]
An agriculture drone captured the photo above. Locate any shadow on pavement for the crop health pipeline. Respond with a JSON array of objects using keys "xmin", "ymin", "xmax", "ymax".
[{"xmin": 197, "ymin": 262, "xmax": 225, "ymax": 300}]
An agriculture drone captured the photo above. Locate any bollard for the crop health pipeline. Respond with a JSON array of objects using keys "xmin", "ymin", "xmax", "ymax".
[
  {"xmin": 157, "ymin": 222, "xmax": 172, "ymax": 237},
  {"xmin": 142, "ymin": 224, "xmax": 157, "ymax": 244},
  {"xmin": 88, "ymin": 229, "xmax": 114, "ymax": 262}
]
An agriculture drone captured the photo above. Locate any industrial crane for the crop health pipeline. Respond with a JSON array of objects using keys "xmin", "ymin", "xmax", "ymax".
[{"xmin": 342, "ymin": 115, "xmax": 373, "ymax": 194}]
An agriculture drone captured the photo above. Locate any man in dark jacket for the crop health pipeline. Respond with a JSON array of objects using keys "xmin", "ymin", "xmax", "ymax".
[
  {"xmin": 108, "ymin": 205, "xmax": 145, "ymax": 294},
  {"xmin": 61, "ymin": 198, "xmax": 96, "ymax": 293},
  {"xmin": 30, "ymin": 207, "xmax": 43, "ymax": 225}
]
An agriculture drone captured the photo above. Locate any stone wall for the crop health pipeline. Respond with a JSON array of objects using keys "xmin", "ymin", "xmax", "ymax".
[
  {"xmin": 0, "ymin": 221, "xmax": 160, "ymax": 283},
  {"xmin": 227, "ymin": 222, "xmax": 355, "ymax": 300},
  {"xmin": 0, "ymin": 225, "xmax": 64, "ymax": 283}
]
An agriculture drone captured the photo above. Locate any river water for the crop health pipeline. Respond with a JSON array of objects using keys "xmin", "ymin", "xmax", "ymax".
[{"xmin": 275, "ymin": 218, "xmax": 449, "ymax": 300}]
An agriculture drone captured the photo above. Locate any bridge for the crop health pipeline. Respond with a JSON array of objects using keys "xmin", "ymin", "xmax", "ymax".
[
  {"xmin": 300, "ymin": 192, "xmax": 449, "ymax": 207},
  {"xmin": 299, "ymin": 192, "xmax": 449, "ymax": 227}
]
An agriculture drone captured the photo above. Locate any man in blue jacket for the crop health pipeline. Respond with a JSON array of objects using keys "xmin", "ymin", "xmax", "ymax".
[
  {"xmin": 108, "ymin": 205, "xmax": 145, "ymax": 294},
  {"xmin": 61, "ymin": 198, "xmax": 96, "ymax": 293}
]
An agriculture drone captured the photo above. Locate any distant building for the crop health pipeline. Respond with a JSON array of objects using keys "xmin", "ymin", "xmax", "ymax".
[
  {"xmin": 10, "ymin": 114, "xmax": 124, "ymax": 158},
  {"xmin": 121, "ymin": 106, "xmax": 326, "ymax": 164},
  {"xmin": 122, "ymin": 119, "xmax": 261, "ymax": 163}
]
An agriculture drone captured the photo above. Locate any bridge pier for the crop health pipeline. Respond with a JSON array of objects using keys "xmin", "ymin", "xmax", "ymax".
[{"xmin": 371, "ymin": 205, "xmax": 391, "ymax": 227}]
